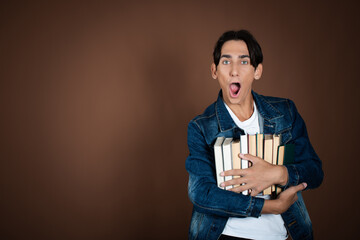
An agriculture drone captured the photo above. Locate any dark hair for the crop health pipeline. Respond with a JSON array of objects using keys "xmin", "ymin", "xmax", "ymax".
[{"xmin": 213, "ymin": 30, "xmax": 263, "ymax": 68}]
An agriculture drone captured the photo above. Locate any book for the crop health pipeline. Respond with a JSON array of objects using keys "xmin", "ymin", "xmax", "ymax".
[
  {"xmin": 256, "ymin": 133, "xmax": 264, "ymax": 195},
  {"xmin": 214, "ymin": 137, "xmax": 225, "ymax": 189},
  {"xmin": 275, "ymin": 144, "xmax": 295, "ymax": 194},
  {"xmin": 283, "ymin": 144, "xmax": 295, "ymax": 165},
  {"xmin": 248, "ymin": 134, "xmax": 256, "ymax": 168},
  {"xmin": 222, "ymin": 138, "xmax": 233, "ymax": 190},
  {"xmin": 263, "ymin": 134, "xmax": 273, "ymax": 195},
  {"xmin": 271, "ymin": 134, "xmax": 281, "ymax": 192},
  {"xmin": 240, "ymin": 135, "xmax": 249, "ymax": 195},
  {"xmin": 276, "ymin": 145, "xmax": 285, "ymax": 194},
  {"xmin": 256, "ymin": 133, "xmax": 264, "ymax": 159},
  {"xmin": 232, "ymin": 139, "xmax": 241, "ymax": 188}
]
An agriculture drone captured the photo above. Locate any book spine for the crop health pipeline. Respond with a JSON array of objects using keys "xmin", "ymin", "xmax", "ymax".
[
  {"xmin": 256, "ymin": 133, "xmax": 264, "ymax": 159},
  {"xmin": 240, "ymin": 135, "xmax": 248, "ymax": 195},
  {"xmin": 232, "ymin": 140, "xmax": 241, "ymax": 188},
  {"xmin": 271, "ymin": 135, "xmax": 281, "ymax": 193},
  {"xmin": 222, "ymin": 138, "xmax": 233, "ymax": 190},
  {"xmin": 263, "ymin": 135, "xmax": 273, "ymax": 195},
  {"xmin": 276, "ymin": 145, "xmax": 285, "ymax": 195},
  {"xmin": 214, "ymin": 137, "xmax": 225, "ymax": 189}
]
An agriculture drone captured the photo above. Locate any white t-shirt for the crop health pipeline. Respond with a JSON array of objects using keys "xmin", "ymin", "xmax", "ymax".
[{"xmin": 222, "ymin": 101, "xmax": 287, "ymax": 240}]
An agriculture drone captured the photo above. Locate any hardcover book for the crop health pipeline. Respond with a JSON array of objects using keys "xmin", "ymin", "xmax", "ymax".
[
  {"xmin": 256, "ymin": 133, "xmax": 264, "ymax": 159},
  {"xmin": 271, "ymin": 134, "xmax": 281, "ymax": 192},
  {"xmin": 214, "ymin": 137, "xmax": 225, "ymax": 189},
  {"xmin": 263, "ymin": 134, "xmax": 273, "ymax": 195},
  {"xmin": 248, "ymin": 134, "xmax": 256, "ymax": 168},
  {"xmin": 232, "ymin": 139, "xmax": 241, "ymax": 188},
  {"xmin": 222, "ymin": 138, "xmax": 233, "ymax": 190},
  {"xmin": 275, "ymin": 144, "xmax": 295, "ymax": 194},
  {"xmin": 240, "ymin": 135, "xmax": 249, "ymax": 195}
]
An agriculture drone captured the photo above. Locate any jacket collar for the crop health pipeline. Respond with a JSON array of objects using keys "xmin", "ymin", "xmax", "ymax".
[
  {"xmin": 215, "ymin": 90, "xmax": 284, "ymax": 133},
  {"xmin": 252, "ymin": 91, "xmax": 284, "ymax": 121}
]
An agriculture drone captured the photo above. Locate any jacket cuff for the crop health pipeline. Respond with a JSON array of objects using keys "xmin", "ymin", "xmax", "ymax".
[
  {"xmin": 247, "ymin": 196, "xmax": 264, "ymax": 218},
  {"xmin": 282, "ymin": 164, "xmax": 300, "ymax": 189}
]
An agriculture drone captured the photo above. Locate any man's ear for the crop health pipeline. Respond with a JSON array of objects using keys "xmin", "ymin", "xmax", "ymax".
[
  {"xmin": 254, "ymin": 63, "xmax": 263, "ymax": 80},
  {"xmin": 211, "ymin": 63, "xmax": 217, "ymax": 79}
]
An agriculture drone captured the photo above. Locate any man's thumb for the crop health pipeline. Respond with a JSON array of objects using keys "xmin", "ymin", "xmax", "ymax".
[{"xmin": 297, "ymin": 182, "xmax": 307, "ymax": 191}]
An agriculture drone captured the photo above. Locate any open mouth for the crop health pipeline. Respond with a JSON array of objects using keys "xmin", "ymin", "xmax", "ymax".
[{"xmin": 229, "ymin": 82, "xmax": 240, "ymax": 97}]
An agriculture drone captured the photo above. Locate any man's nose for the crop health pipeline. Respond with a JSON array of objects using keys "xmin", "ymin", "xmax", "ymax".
[{"xmin": 230, "ymin": 64, "xmax": 239, "ymax": 77}]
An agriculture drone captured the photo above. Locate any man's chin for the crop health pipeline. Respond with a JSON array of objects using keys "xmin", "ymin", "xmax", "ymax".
[{"xmin": 224, "ymin": 96, "xmax": 242, "ymax": 106}]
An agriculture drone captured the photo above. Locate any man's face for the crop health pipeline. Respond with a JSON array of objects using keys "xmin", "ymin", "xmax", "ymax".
[{"xmin": 211, "ymin": 40, "xmax": 262, "ymax": 108}]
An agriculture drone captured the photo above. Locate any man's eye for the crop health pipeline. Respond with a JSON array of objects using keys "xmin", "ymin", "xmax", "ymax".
[
  {"xmin": 222, "ymin": 60, "xmax": 230, "ymax": 65},
  {"xmin": 241, "ymin": 60, "xmax": 248, "ymax": 65}
]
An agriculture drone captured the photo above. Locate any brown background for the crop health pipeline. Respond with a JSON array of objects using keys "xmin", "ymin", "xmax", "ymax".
[{"xmin": 1, "ymin": 1, "xmax": 359, "ymax": 239}]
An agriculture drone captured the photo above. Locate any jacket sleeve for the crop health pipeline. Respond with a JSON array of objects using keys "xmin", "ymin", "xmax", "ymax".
[
  {"xmin": 282, "ymin": 99, "xmax": 324, "ymax": 190},
  {"xmin": 185, "ymin": 120, "xmax": 264, "ymax": 218}
]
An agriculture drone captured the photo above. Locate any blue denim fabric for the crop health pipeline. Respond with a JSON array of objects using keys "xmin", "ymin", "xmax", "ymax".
[{"xmin": 186, "ymin": 91, "xmax": 323, "ymax": 240}]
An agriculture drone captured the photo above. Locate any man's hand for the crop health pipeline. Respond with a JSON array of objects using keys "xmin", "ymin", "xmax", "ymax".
[
  {"xmin": 220, "ymin": 153, "xmax": 288, "ymax": 196},
  {"xmin": 262, "ymin": 183, "xmax": 307, "ymax": 214}
]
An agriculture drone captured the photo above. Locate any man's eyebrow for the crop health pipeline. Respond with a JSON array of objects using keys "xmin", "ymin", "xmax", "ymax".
[
  {"xmin": 220, "ymin": 54, "xmax": 232, "ymax": 59},
  {"xmin": 220, "ymin": 54, "xmax": 250, "ymax": 58}
]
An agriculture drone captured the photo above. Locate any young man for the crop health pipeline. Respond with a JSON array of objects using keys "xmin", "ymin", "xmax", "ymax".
[{"xmin": 185, "ymin": 30, "xmax": 323, "ymax": 240}]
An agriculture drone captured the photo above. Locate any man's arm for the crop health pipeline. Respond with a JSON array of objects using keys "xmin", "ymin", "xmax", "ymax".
[
  {"xmin": 186, "ymin": 120, "xmax": 264, "ymax": 218},
  {"xmin": 262, "ymin": 183, "xmax": 307, "ymax": 214}
]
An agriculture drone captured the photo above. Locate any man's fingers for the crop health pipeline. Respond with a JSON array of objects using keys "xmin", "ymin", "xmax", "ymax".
[
  {"xmin": 221, "ymin": 169, "xmax": 245, "ymax": 177},
  {"xmin": 293, "ymin": 182, "xmax": 307, "ymax": 192},
  {"xmin": 238, "ymin": 153, "xmax": 255, "ymax": 161},
  {"xmin": 238, "ymin": 153, "xmax": 263, "ymax": 164},
  {"xmin": 250, "ymin": 189, "xmax": 261, "ymax": 196},
  {"xmin": 228, "ymin": 184, "xmax": 250, "ymax": 193},
  {"xmin": 228, "ymin": 186, "xmax": 243, "ymax": 193},
  {"xmin": 286, "ymin": 182, "xmax": 307, "ymax": 194},
  {"xmin": 220, "ymin": 177, "xmax": 248, "ymax": 188}
]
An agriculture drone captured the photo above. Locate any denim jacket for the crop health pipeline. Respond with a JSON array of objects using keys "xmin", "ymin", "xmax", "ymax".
[{"xmin": 186, "ymin": 91, "xmax": 323, "ymax": 240}]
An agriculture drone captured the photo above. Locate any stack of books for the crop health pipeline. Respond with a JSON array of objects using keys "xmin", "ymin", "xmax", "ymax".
[{"xmin": 214, "ymin": 134, "xmax": 294, "ymax": 196}]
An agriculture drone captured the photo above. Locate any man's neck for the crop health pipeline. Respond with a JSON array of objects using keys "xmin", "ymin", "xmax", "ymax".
[{"xmin": 226, "ymin": 97, "xmax": 254, "ymax": 122}]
